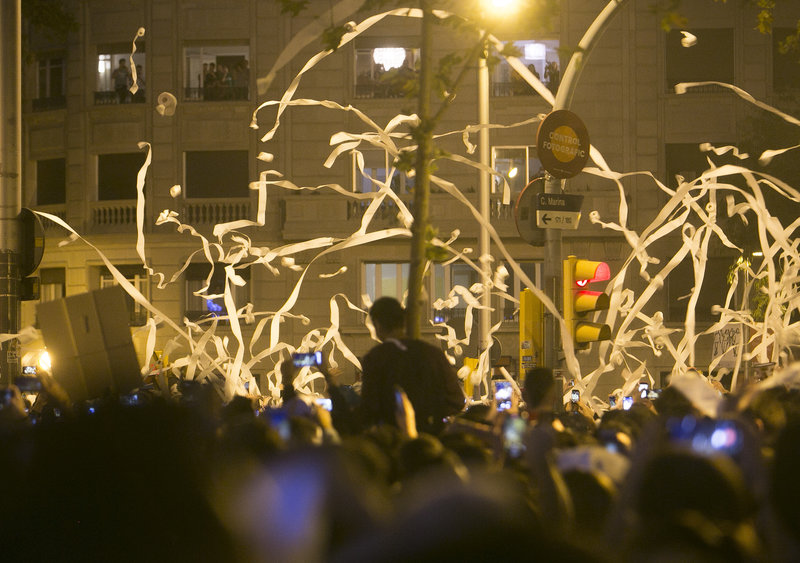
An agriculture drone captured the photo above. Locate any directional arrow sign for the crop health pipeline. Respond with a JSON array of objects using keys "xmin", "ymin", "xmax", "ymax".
[{"xmin": 536, "ymin": 210, "xmax": 581, "ymax": 229}]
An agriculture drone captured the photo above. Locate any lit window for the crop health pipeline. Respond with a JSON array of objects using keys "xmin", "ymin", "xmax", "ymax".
[
  {"xmin": 492, "ymin": 146, "xmax": 542, "ymax": 197},
  {"xmin": 95, "ymin": 44, "xmax": 145, "ymax": 104},
  {"xmin": 183, "ymin": 45, "xmax": 249, "ymax": 102},
  {"xmin": 353, "ymin": 149, "xmax": 412, "ymax": 194},
  {"xmin": 39, "ymin": 268, "xmax": 65, "ymax": 303},
  {"xmin": 185, "ymin": 263, "xmax": 250, "ymax": 323},
  {"xmin": 184, "ymin": 151, "xmax": 249, "ymax": 198},
  {"xmin": 491, "ymin": 39, "xmax": 560, "ymax": 96},
  {"xmin": 99, "ymin": 266, "xmax": 149, "ymax": 326},
  {"xmin": 355, "ymin": 46, "xmax": 419, "ymax": 98}
]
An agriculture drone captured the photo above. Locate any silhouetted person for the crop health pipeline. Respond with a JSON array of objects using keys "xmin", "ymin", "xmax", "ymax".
[{"xmin": 360, "ymin": 297, "xmax": 465, "ymax": 434}]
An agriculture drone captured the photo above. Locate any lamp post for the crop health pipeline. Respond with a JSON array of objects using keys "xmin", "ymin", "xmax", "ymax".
[
  {"xmin": 478, "ymin": 0, "xmax": 519, "ymax": 396},
  {"xmin": 0, "ymin": 0, "xmax": 22, "ymax": 384}
]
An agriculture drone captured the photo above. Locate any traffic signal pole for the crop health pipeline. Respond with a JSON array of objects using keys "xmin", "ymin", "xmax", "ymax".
[
  {"xmin": 542, "ymin": 0, "xmax": 630, "ymax": 372},
  {"xmin": 0, "ymin": 0, "xmax": 22, "ymax": 383}
]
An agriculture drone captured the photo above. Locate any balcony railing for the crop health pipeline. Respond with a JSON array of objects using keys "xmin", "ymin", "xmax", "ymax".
[
  {"xmin": 183, "ymin": 199, "xmax": 250, "ymax": 225},
  {"xmin": 94, "ymin": 90, "xmax": 146, "ymax": 105},
  {"xmin": 184, "ymin": 87, "xmax": 249, "ymax": 102},
  {"xmin": 34, "ymin": 206, "xmax": 67, "ymax": 231},
  {"xmin": 490, "ymin": 81, "xmax": 556, "ymax": 97},
  {"xmin": 91, "ymin": 201, "xmax": 138, "ymax": 227},
  {"xmin": 32, "ymin": 96, "xmax": 66, "ymax": 112}
]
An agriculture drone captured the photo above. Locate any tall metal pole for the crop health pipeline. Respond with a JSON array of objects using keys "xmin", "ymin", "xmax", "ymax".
[
  {"xmin": 0, "ymin": 0, "xmax": 22, "ymax": 384},
  {"xmin": 542, "ymin": 0, "xmax": 630, "ymax": 371},
  {"xmin": 478, "ymin": 46, "xmax": 491, "ymax": 393}
]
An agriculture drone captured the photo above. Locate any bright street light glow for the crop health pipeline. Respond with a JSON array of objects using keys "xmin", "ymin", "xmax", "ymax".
[
  {"xmin": 484, "ymin": 0, "xmax": 519, "ymax": 11},
  {"xmin": 373, "ymin": 48, "xmax": 406, "ymax": 70},
  {"xmin": 508, "ymin": 167, "xmax": 518, "ymax": 178},
  {"xmin": 38, "ymin": 351, "xmax": 51, "ymax": 371}
]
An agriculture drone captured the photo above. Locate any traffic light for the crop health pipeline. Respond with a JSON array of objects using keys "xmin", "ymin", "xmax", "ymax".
[{"xmin": 563, "ymin": 255, "xmax": 611, "ymax": 349}]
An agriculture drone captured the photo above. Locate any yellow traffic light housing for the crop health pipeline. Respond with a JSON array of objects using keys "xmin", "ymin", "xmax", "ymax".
[
  {"xmin": 519, "ymin": 288, "xmax": 544, "ymax": 376},
  {"xmin": 563, "ymin": 255, "xmax": 612, "ymax": 349}
]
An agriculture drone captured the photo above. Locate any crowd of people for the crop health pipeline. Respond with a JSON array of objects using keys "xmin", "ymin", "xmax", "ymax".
[
  {"xmin": 111, "ymin": 58, "xmax": 145, "ymax": 104},
  {"xmin": 200, "ymin": 59, "xmax": 249, "ymax": 101},
  {"xmin": 2, "ymin": 297, "xmax": 799, "ymax": 562}
]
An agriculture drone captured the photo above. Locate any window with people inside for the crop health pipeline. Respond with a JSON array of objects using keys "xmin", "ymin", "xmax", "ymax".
[
  {"xmin": 96, "ymin": 45, "xmax": 145, "ymax": 105},
  {"xmin": 491, "ymin": 39, "xmax": 560, "ymax": 97},
  {"xmin": 183, "ymin": 45, "xmax": 250, "ymax": 102},
  {"xmin": 355, "ymin": 46, "xmax": 419, "ymax": 98}
]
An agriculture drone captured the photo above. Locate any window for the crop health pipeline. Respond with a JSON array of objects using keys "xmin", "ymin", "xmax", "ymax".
[
  {"xmin": 185, "ymin": 263, "xmax": 251, "ymax": 322},
  {"xmin": 39, "ymin": 268, "xmax": 65, "ymax": 303},
  {"xmin": 355, "ymin": 46, "xmax": 419, "ymax": 98},
  {"xmin": 353, "ymin": 149, "xmax": 412, "ymax": 193},
  {"xmin": 773, "ymin": 27, "xmax": 800, "ymax": 92},
  {"xmin": 664, "ymin": 142, "xmax": 741, "ymax": 189},
  {"xmin": 492, "ymin": 39, "xmax": 560, "ymax": 96},
  {"xmin": 34, "ymin": 57, "xmax": 65, "ymax": 111},
  {"xmin": 498, "ymin": 261, "xmax": 540, "ymax": 321},
  {"xmin": 98, "ymin": 152, "xmax": 147, "ymax": 201},
  {"xmin": 96, "ymin": 44, "xmax": 146, "ymax": 104},
  {"xmin": 364, "ymin": 262, "xmax": 411, "ymax": 302},
  {"xmin": 99, "ymin": 266, "xmax": 149, "ymax": 326},
  {"xmin": 36, "ymin": 158, "xmax": 66, "ymax": 205},
  {"xmin": 665, "ymin": 28, "xmax": 733, "ymax": 93},
  {"xmin": 184, "ymin": 151, "xmax": 249, "ymax": 198},
  {"xmin": 667, "ymin": 256, "xmax": 731, "ymax": 323},
  {"xmin": 363, "ymin": 260, "xmax": 539, "ymax": 332},
  {"xmin": 183, "ymin": 45, "xmax": 250, "ymax": 101},
  {"xmin": 493, "ymin": 146, "xmax": 542, "ymax": 198},
  {"xmin": 664, "ymin": 143, "xmax": 708, "ymax": 188}
]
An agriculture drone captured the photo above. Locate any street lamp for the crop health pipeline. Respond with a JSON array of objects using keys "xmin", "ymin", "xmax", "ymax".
[{"xmin": 477, "ymin": 0, "xmax": 518, "ymax": 396}]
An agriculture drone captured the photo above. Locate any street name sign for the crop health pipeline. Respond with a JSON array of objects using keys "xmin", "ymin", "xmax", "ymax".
[
  {"xmin": 535, "ymin": 192, "xmax": 584, "ymax": 229},
  {"xmin": 536, "ymin": 210, "xmax": 581, "ymax": 229}
]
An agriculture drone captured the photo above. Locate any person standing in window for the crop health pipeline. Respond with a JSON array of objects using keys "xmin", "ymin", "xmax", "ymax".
[
  {"xmin": 133, "ymin": 64, "xmax": 145, "ymax": 103},
  {"xmin": 112, "ymin": 58, "xmax": 131, "ymax": 103}
]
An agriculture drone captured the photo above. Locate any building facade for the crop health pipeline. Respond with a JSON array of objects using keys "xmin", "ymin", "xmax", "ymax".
[{"xmin": 20, "ymin": 0, "xmax": 800, "ymax": 394}]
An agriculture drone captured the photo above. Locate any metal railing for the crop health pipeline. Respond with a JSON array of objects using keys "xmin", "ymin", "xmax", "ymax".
[
  {"xmin": 91, "ymin": 201, "xmax": 138, "ymax": 226},
  {"xmin": 184, "ymin": 86, "xmax": 248, "ymax": 102},
  {"xmin": 94, "ymin": 90, "xmax": 146, "ymax": 105},
  {"xmin": 183, "ymin": 199, "xmax": 250, "ymax": 224}
]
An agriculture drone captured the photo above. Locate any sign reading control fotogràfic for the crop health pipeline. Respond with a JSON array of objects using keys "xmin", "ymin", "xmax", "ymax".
[{"xmin": 536, "ymin": 110, "xmax": 590, "ymax": 179}]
